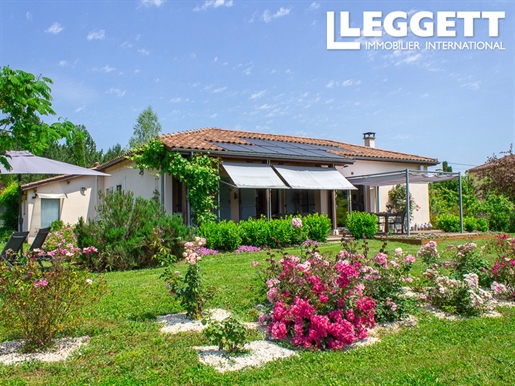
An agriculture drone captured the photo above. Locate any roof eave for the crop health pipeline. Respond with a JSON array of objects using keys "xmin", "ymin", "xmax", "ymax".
[{"xmin": 348, "ymin": 155, "xmax": 439, "ymax": 166}]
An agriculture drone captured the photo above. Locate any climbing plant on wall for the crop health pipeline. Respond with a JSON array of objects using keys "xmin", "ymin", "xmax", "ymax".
[{"xmin": 128, "ymin": 140, "xmax": 220, "ymax": 225}]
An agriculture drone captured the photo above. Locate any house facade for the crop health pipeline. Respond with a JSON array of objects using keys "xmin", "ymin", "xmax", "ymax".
[{"xmin": 21, "ymin": 128, "xmax": 439, "ymax": 240}]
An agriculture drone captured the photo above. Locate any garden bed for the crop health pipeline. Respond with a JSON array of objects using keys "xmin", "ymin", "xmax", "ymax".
[{"xmin": 375, "ymin": 232, "xmax": 499, "ymax": 245}]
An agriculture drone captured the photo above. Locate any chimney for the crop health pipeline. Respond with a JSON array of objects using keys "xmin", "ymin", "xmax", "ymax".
[{"xmin": 363, "ymin": 132, "xmax": 376, "ymax": 148}]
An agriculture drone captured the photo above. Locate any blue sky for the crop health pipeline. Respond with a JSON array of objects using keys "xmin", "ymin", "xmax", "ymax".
[{"xmin": 1, "ymin": 0, "xmax": 513, "ymax": 173}]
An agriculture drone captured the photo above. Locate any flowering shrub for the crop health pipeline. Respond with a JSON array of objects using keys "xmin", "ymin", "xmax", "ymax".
[
  {"xmin": 301, "ymin": 240, "xmax": 322, "ymax": 250},
  {"xmin": 488, "ymin": 234, "xmax": 515, "ymax": 298},
  {"xmin": 162, "ymin": 237, "xmax": 213, "ymax": 320},
  {"xmin": 43, "ymin": 225, "xmax": 80, "ymax": 256},
  {"xmin": 447, "ymin": 242, "xmax": 490, "ymax": 284},
  {"xmin": 0, "ymin": 252, "xmax": 107, "ymax": 352},
  {"xmin": 422, "ymin": 271, "xmax": 491, "ymax": 316},
  {"xmin": 291, "ymin": 217, "xmax": 302, "ymax": 228},
  {"xmin": 417, "ymin": 241, "xmax": 440, "ymax": 266},
  {"xmin": 358, "ymin": 247, "xmax": 417, "ymax": 323},
  {"xmin": 258, "ymin": 251, "xmax": 376, "ymax": 351},
  {"xmin": 235, "ymin": 245, "xmax": 261, "ymax": 253},
  {"xmin": 197, "ymin": 247, "xmax": 219, "ymax": 256},
  {"xmin": 491, "ymin": 281, "xmax": 510, "ymax": 296}
]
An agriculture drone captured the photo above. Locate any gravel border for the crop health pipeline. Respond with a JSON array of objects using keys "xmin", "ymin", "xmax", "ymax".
[
  {"xmin": 194, "ymin": 340, "xmax": 297, "ymax": 373},
  {"xmin": 157, "ymin": 308, "xmax": 259, "ymax": 334},
  {"xmin": 0, "ymin": 337, "xmax": 88, "ymax": 366}
]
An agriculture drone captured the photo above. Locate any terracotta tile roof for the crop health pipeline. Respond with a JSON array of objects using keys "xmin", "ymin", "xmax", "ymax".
[
  {"xmin": 468, "ymin": 154, "xmax": 515, "ymax": 174},
  {"xmin": 159, "ymin": 128, "xmax": 438, "ymax": 164}
]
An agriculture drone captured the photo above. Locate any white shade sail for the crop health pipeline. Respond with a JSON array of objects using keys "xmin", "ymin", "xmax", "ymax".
[
  {"xmin": 222, "ymin": 162, "xmax": 289, "ymax": 189},
  {"xmin": 273, "ymin": 165, "xmax": 357, "ymax": 190},
  {"xmin": 1, "ymin": 150, "xmax": 109, "ymax": 232},
  {"xmin": 1, "ymin": 151, "xmax": 109, "ymax": 176},
  {"xmin": 346, "ymin": 170, "xmax": 460, "ymax": 186}
]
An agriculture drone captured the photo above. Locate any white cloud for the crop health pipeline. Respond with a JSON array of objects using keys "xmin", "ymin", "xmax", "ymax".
[
  {"xmin": 309, "ymin": 2, "xmax": 320, "ymax": 10},
  {"xmin": 461, "ymin": 81, "xmax": 481, "ymax": 90},
  {"xmin": 106, "ymin": 88, "xmax": 126, "ymax": 97},
  {"xmin": 394, "ymin": 52, "xmax": 422, "ymax": 66},
  {"xmin": 194, "ymin": 0, "xmax": 234, "ymax": 12},
  {"xmin": 139, "ymin": 0, "xmax": 165, "ymax": 7},
  {"xmin": 262, "ymin": 7, "xmax": 291, "ymax": 23},
  {"xmin": 250, "ymin": 90, "xmax": 267, "ymax": 99},
  {"xmin": 213, "ymin": 86, "xmax": 227, "ymax": 93},
  {"xmin": 87, "ymin": 29, "xmax": 106, "ymax": 41},
  {"xmin": 326, "ymin": 79, "xmax": 361, "ymax": 88},
  {"xmin": 92, "ymin": 65, "xmax": 116, "ymax": 73},
  {"xmin": 74, "ymin": 105, "xmax": 85, "ymax": 113},
  {"xmin": 170, "ymin": 97, "xmax": 189, "ymax": 103},
  {"xmin": 58, "ymin": 60, "xmax": 68, "ymax": 67},
  {"xmin": 138, "ymin": 48, "xmax": 150, "ymax": 55},
  {"xmin": 26, "ymin": 12, "xmax": 33, "ymax": 21},
  {"xmin": 45, "ymin": 22, "xmax": 64, "ymax": 34}
]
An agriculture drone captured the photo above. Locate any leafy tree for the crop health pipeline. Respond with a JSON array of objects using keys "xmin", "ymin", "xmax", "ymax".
[
  {"xmin": 429, "ymin": 175, "xmax": 479, "ymax": 221},
  {"xmin": 101, "ymin": 143, "xmax": 125, "ymax": 163},
  {"xmin": 476, "ymin": 145, "xmax": 515, "ymax": 202},
  {"xmin": 42, "ymin": 125, "xmax": 102, "ymax": 168},
  {"xmin": 129, "ymin": 106, "xmax": 162, "ymax": 149},
  {"xmin": 0, "ymin": 66, "xmax": 76, "ymax": 170},
  {"xmin": 0, "ymin": 181, "xmax": 18, "ymax": 232}
]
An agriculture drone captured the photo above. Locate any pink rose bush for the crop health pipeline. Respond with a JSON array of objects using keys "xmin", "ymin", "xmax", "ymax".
[
  {"xmin": 259, "ymin": 250, "xmax": 377, "ymax": 351},
  {"xmin": 0, "ymin": 249, "xmax": 107, "ymax": 352},
  {"xmin": 357, "ymin": 247, "xmax": 417, "ymax": 323},
  {"xmin": 417, "ymin": 241, "xmax": 495, "ymax": 316},
  {"xmin": 488, "ymin": 234, "xmax": 515, "ymax": 299},
  {"xmin": 417, "ymin": 241, "xmax": 440, "ymax": 265},
  {"xmin": 162, "ymin": 237, "xmax": 213, "ymax": 320},
  {"xmin": 291, "ymin": 217, "xmax": 303, "ymax": 229}
]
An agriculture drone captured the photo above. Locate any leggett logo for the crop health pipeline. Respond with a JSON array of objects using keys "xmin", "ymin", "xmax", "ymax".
[{"xmin": 327, "ymin": 11, "xmax": 506, "ymax": 51}]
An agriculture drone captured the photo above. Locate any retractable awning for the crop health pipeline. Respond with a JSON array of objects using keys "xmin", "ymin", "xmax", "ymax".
[
  {"xmin": 222, "ymin": 162, "xmax": 288, "ymax": 189},
  {"xmin": 273, "ymin": 165, "xmax": 357, "ymax": 190},
  {"xmin": 36, "ymin": 193, "xmax": 67, "ymax": 199}
]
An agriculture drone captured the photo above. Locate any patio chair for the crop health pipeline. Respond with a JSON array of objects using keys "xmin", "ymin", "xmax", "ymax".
[
  {"xmin": 28, "ymin": 227, "xmax": 51, "ymax": 251},
  {"xmin": 376, "ymin": 213, "xmax": 387, "ymax": 233},
  {"xmin": 28, "ymin": 227, "xmax": 51, "ymax": 269},
  {"xmin": 388, "ymin": 211, "xmax": 407, "ymax": 234},
  {"xmin": 0, "ymin": 231, "xmax": 29, "ymax": 266}
]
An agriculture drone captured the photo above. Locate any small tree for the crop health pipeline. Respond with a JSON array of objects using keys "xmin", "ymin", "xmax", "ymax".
[
  {"xmin": 387, "ymin": 185, "xmax": 419, "ymax": 219},
  {"xmin": 129, "ymin": 106, "xmax": 162, "ymax": 149},
  {"xmin": 0, "ymin": 66, "xmax": 77, "ymax": 170},
  {"xmin": 477, "ymin": 146, "xmax": 515, "ymax": 203},
  {"xmin": 0, "ymin": 181, "xmax": 18, "ymax": 231}
]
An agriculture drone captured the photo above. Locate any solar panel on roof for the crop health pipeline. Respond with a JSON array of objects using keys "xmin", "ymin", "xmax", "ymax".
[{"xmin": 213, "ymin": 138, "xmax": 347, "ymax": 160}]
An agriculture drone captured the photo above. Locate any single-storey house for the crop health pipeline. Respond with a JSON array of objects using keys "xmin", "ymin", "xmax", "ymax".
[{"xmin": 20, "ymin": 128, "xmax": 440, "ymax": 240}]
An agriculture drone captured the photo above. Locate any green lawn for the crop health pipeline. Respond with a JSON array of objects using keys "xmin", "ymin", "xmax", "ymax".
[{"xmin": 1, "ymin": 239, "xmax": 515, "ymax": 385}]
